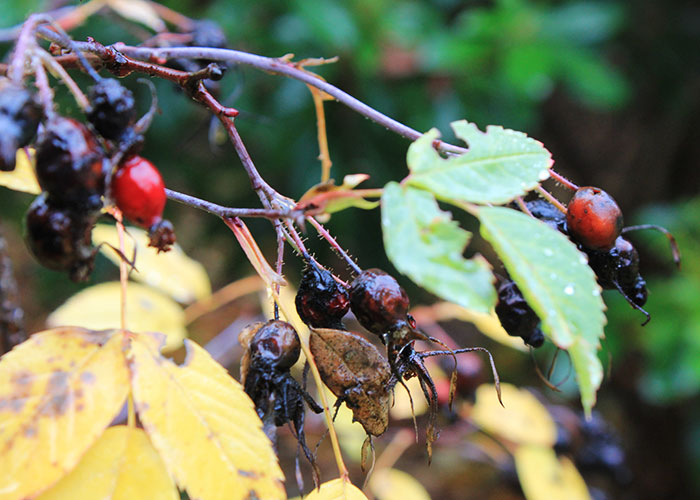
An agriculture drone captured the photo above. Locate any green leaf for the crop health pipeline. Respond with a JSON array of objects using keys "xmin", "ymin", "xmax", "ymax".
[
  {"xmin": 477, "ymin": 206, "xmax": 605, "ymax": 414},
  {"xmin": 382, "ymin": 182, "xmax": 495, "ymax": 313},
  {"xmin": 405, "ymin": 120, "xmax": 552, "ymax": 205}
]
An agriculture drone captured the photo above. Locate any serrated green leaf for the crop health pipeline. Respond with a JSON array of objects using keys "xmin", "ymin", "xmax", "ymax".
[
  {"xmin": 477, "ymin": 206, "xmax": 605, "ymax": 414},
  {"xmin": 382, "ymin": 182, "xmax": 495, "ymax": 313},
  {"xmin": 405, "ymin": 120, "xmax": 552, "ymax": 205}
]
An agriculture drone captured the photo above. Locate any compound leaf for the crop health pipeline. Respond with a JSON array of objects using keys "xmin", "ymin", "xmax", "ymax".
[
  {"xmin": 406, "ymin": 120, "xmax": 552, "ymax": 205},
  {"xmin": 477, "ymin": 206, "xmax": 605, "ymax": 415},
  {"xmin": 382, "ymin": 182, "xmax": 495, "ymax": 314},
  {"xmin": 0, "ymin": 328, "xmax": 130, "ymax": 500},
  {"xmin": 92, "ymin": 224, "xmax": 211, "ymax": 304},
  {"xmin": 129, "ymin": 333, "xmax": 284, "ymax": 500},
  {"xmin": 37, "ymin": 426, "xmax": 177, "ymax": 500},
  {"xmin": 47, "ymin": 282, "xmax": 187, "ymax": 353}
]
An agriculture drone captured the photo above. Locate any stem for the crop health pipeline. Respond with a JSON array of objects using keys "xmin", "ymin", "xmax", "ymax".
[
  {"xmin": 31, "ymin": 58, "xmax": 56, "ymax": 119},
  {"xmin": 273, "ymin": 223, "xmax": 285, "ymax": 320},
  {"xmin": 548, "ymin": 169, "xmax": 579, "ymax": 191},
  {"xmin": 38, "ymin": 50, "xmax": 90, "ymax": 110},
  {"xmin": 535, "ymin": 185, "xmax": 567, "ymax": 214},
  {"xmin": 116, "ymin": 214, "xmax": 128, "ymax": 331},
  {"xmin": 307, "ymin": 217, "xmax": 362, "ymax": 274},
  {"xmin": 36, "ymin": 23, "xmax": 101, "ymax": 81},
  {"xmin": 165, "ymin": 188, "xmax": 303, "ymax": 220},
  {"xmin": 271, "ymin": 291, "xmax": 349, "ymax": 480}
]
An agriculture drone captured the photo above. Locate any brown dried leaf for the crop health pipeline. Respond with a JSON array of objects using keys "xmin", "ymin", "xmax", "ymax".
[{"xmin": 310, "ymin": 328, "xmax": 391, "ymax": 436}]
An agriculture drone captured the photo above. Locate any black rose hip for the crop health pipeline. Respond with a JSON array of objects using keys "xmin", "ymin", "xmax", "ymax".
[{"xmin": 295, "ymin": 262, "xmax": 350, "ymax": 329}]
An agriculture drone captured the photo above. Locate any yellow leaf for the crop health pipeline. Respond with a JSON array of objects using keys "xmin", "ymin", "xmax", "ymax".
[
  {"xmin": 93, "ymin": 224, "xmax": 211, "ymax": 304},
  {"xmin": 107, "ymin": 0, "xmax": 166, "ymax": 32},
  {"xmin": 47, "ymin": 282, "xmax": 187, "ymax": 353},
  {"xmin": 304, "ymin": 478, "xmax": 368, "ymax": 500},
  {"xmin": 469, "ymin": 383, "xmax": 556, "ymax": 447},
  {"xmin": 430, "ymin": 302, "xmax": 527, "ymax": 352},
  {"xmin": 37, "ymin": 426, "xmax": 177, "ymax": 500},
  {"xmin": 514, "ymin": 445, "xmax": 591, "ymax": 500},
  {"xmin": 0, "ymin": 149, "xmax": 40, "ymax": 194},
  {"xmin": 369, "ymin": 468, "xmax": 431, "ymax": 500},
  {"xmin": 0, "ymin": 328, "xmax": 130, "ymax": 500},
  {"xmin": 129, "ymin": 333, "xmax": 285, "ymax": 500}
]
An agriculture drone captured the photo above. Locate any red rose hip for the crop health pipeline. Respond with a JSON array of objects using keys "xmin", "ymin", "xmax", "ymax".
[
  {"xmin": 566, "ymin": 186, "xmax": 623, "ymax": 251},
  {"xmin": 113, "ymin": 155, "xmax": 166, "ymax": 228}
]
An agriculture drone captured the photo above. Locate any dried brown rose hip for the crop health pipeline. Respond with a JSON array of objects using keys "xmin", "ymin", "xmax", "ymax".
[
  {"xmin": 24, "ymin": 193, "xmax": 96, "ymax": 282},
  {"xmin": 349, "ymin": 268, "xmax": 411, "ymax": 336},
  {"xmin": 248, "ymin": 319, "xmax": 301, "ymax": 370},
  {"xmin": 35, "ymin": 116, "xmax": 107, "ymax": 212},
  {"xmin": 87, "ymin": 78, "xmax": 137, "ymax": 140},
  {"xmin": 0, "ymin": 78, "xmax": 42, "ymax": 171}
]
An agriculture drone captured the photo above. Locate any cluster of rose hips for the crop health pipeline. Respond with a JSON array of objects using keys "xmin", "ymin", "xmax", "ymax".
[
  {"xmin": 496, "ymin": 186, "xmax": 678, "ymax": 345},
  {"xmin": 0, "ymin": 74, "xmax": 176, "ymax": 281}
]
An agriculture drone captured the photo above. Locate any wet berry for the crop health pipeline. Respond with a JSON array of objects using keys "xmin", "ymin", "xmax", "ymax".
[
  {"xmin": 0, "ymin": 78, "xmax": 42, "ymax": 171},
  {"xmin": 87, "ymin": 78, "xmax": 136, "ymax": 140},
  {"xmin": 35, "ymin": 117, "xmax": 107, "ymax": 211},
  {"xmin": 24, "ymin": 193, "xmax": 96, "ymax": 282},
  {"xmin": 586, "ymin": 237, "xmax": 640, "ymax": 290},
  {"xmin": 295, "ymin": 262, "xmax": 350, "ymax": 329},
  {"xmin": 349, "ymin": 268, "xmax": 410, "ymax": 335},
  {"xmin": 525, "ymin": 199, "xmax": 567, "ymax": 234},
  {"xmin": 495, "ymin": 277, "xmax": 544, "ymax": 348},
  {"xmin": 567, "ymin": 187, "xmax": 623, "ymax": 251},
  {"xmin": 249, "ymin": 320, "xmax": 301, "ymax": 370},
  {"xmin": 112, "ymin": 155, "xmax": 166, "ymax": 228}
]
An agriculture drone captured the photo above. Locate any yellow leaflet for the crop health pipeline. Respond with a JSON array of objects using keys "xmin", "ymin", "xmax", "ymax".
[
  {"xmin": 304, "ymin": 478, "xmax": 367, "ymax": 500},
  {"xmin": 37, "ymin": 426, "xmax": 177, "ymax": 500},
  {"xmin": 0, "ymin": 149, "xmax": 40, "ymax": 194},
  {"xmin": 430, "ymin": 302, "xmax": 527, "ymax": 352},
  {"xmin": 369, "ymin": 468, "xmax": 431, "ymax": 500},
  {"xmin": 0, "ymin": 328, "xmax": 130, "ymax": 500},
  {"xmin": 469, "ymin": 383, "xmax": 556, "ymax": 447},
  {"xmin": 47, "ymin": 282, "xmax": 187, "ymax": 353},
  {"xmin": 129, "ymin": 333, "xmax": 285, "ymax": 500},
  {"xmin": 93, "ymin": 224, "xmax": 211, "ymax": 304},
  {"xmin": 515, "ymin": 445, "xmax": 591, "ymax": 500}
]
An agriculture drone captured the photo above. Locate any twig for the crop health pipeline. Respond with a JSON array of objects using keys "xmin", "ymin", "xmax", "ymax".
[
  {"xmin": 307, "ymin": 217, "xmax": 362, "ymax": 274},
  {"xmin": 165, "ymin": 188, "xmax": 303, "ymax": 219}
]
